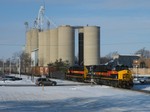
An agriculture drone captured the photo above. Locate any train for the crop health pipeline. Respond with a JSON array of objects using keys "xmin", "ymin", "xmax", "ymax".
[
  {"xmin": 31, "ymin": 66, "xmax": 49, "ymax": 76},
  {"xmin": 65, "ymin": 65, "xmax": 133, "ymax": 89}
]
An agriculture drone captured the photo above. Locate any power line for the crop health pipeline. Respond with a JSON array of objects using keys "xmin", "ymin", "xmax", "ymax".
[
  {"xmin": 0, "ymin": 44, "xmax": 24, "ymax": 46},
  {"xmin": 101, "ymin": 42, "xmax": 150, "ymax": 46},
  {"xmin": 0, "ymin": 41, "xmax": 150, "ymax": 47}
]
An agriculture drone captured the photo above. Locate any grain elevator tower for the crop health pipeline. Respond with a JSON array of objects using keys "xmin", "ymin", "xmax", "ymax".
[{"xmin": 25, "ymin": 5, "xmax": 100, "ymax": 67}]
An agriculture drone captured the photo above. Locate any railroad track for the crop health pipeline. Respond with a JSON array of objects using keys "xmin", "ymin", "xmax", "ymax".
[
  {"xmin": 64, "ymin": 79, "xmax": 150, "ymax": 94},
  {"xmin": 112, "ymin": 87, "xmax": 150, "ymax": 95},
  {"xmin": 70, "ymin": 82, "xmax": 150, "ymax": 95},
  {"xmin": 130, "ymin": 89, "xmax": 150, "ymax": 94}
]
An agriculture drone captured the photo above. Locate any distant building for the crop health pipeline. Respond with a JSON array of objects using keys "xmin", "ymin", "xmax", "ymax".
[
  {"xmin": 106, "ymin": 54, "xmax": 140, "ymax": 68},
  {"xmin": 133, "ymin": 58, "xmax": 150, "ymax": 68}
]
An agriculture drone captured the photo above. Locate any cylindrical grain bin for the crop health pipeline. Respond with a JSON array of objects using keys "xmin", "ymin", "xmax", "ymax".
[
  {"xmin": 31, "ymin": 29, "xmax": 39, "ymax": 51},
  {"xmin": 38, "ymin": 31, "xmax": 44, "ymax": 66},
  {"xmin": 50, "ymin": 28, "xmax": 58, "ymax": 63},
  {"xmin": 84, "ymin": 26, "xmax": 100, "ymax": 65},
  {"xmin": 58, "ymin": 25, "xmax": 75, "ymax": 66},
  {"xmin": 43, "ymin": 30, "xmax": 50, "ymax": 66}
]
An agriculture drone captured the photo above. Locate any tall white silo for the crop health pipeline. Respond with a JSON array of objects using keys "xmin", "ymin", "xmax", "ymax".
[
  {"xmin": 58, "ymin": 25, "xmax": 75, "ymax": 65},
  {"xmin": 38, "ymin": 31, "xmax": 44, "ymax": 66},
  {"xmin": 43, "ymin": 30, "xmax": 50, "ymax": 66},
  {"xmin": 50, "ymin": 28, "xmax": 58, "ymax": 63},
  {"xmin": 84, "ymin": 26, "xmax": 100, "ymax": 65}
]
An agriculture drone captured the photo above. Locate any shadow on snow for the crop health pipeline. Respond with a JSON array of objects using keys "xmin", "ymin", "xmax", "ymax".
[{"xmin": 0, "ymin": 95, "xmax": 150, "ymax": 112}]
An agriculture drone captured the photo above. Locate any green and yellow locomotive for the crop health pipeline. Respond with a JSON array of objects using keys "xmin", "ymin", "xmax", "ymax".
[{"xmin": 66, "ymin": 65, "xmax": 133, "ymax": 89}]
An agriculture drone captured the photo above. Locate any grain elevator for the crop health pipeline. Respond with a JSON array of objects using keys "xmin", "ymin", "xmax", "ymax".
[{"xmin": 25, "ymin": 6, "xmax": 100, "ymax": 67}]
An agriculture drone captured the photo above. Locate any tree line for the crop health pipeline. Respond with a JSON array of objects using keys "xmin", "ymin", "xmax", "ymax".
[{"xmin": 0, "ymin": 48, "xmax": 150, "ymax": 75}]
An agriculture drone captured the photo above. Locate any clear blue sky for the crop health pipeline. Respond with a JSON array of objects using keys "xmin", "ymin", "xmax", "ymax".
[{"xmin": 0, "ymin": 0, "xmax": 150, "ymax": 59}]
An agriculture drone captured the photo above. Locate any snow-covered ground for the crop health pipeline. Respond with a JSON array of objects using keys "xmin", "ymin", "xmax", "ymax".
[{"xmin": 0, "ymin": 74, "xmax": 150, "ymax": 112}]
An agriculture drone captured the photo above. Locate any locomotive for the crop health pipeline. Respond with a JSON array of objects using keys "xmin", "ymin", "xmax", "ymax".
[{"xmin": 65, "ymin": 65, "xmax": 133, "ymax": 89}]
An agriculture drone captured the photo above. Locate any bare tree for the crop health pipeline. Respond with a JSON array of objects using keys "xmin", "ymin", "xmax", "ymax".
[
  {"xmin": 20, "ymin": 52, "xmax": 31, "ymax": 74},
  {"xmin": 135, "ymin": 48, "xmax": 150, "ymax": 58},
  {"xmin": 100, "ymin": 51, "xmax": 119, "ymax": 64},
  {"xmin": 12, "ymin": 51, "xmax": 31, "ymax": 74},
  {"xmin": 105, "ymin": 51, "xmax": 119, "ymax": 59}
]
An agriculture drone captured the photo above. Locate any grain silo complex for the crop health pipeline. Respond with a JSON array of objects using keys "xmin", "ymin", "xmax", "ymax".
[
  {"xmin": 25, "ymin": 5, "xmax": 100, "ymax": 67},
  {"xmin": 25, "ymin": 25, "xmax": 100, "ymax": 66}
]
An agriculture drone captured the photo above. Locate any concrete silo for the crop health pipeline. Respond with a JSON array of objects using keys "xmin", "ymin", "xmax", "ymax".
[
  {"xmin": 25, "ymin": 30, "xmax": 32, "ymax": 54},
  {"xmin": 84, "ymin": 26, "xmax": 100, "ymax": 65},
  {"xmin": 50, "ymin": 28, "xmax": 58, "ymax": 63},
  {"xmin": 43, "ymin": 30, "xmax": 50, "ymax": 66},
  {"xmin": 38, "ymin": 31, "xmax": 44, "ymax": 66},
  {"xmin": 31, "ymin": 29, "xmax": 39, "ymax": 51},
  {"xmin": 58, "ymin": 25, "xmax": 75, "ymax": 65}
]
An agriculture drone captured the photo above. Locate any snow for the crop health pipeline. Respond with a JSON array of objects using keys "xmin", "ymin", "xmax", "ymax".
[{"xmin": 0, "ymin": 74, "xmax": 150, "ymax": 112}]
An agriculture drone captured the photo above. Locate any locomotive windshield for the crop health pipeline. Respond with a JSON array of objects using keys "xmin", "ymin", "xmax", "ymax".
[{"xmin": 115, "ymin": 65, "xmax": 128, "ymax": 71}]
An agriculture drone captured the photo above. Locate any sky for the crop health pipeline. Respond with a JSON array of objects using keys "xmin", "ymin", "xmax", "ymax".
[{"xmin": 0, "ymin": 0, "xmax": 150, "ymax": 59}]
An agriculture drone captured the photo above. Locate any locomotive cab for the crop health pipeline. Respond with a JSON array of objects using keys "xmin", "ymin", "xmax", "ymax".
[
  {"xmin": 118, "ymin": 70, "xmax": 132, "ymax": 81},
  {"xmin": 117, "ymin": 69, "xmax": 133, "ymax": 88}
]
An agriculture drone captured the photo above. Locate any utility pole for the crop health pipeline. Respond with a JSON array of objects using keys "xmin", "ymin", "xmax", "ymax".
[
  {"xmin": 90, "ymin": 66, "xmax": 94, "ymax": 86},
  {"xmin": 19, "ymin": 58, "xmax": 21, "ymax": 77},
  {"xmin": 3, "ymin": 59, "xmax": 5, "ymax": 75},
  {"xmin": 9, "ymin": 58, "xmax": 11, "ymax": 75},
  {"xmin": 17, "ymin": 57, "xmax": 21, "ymax": 77}
]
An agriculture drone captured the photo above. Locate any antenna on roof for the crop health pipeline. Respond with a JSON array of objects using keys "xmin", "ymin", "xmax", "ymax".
[
  {"xmin": 45, "ymin": 16, "xmax": 57, "ymax": 28},
  {"xmin": 24, "ymin": 21, "xmax": 29, "ymax": 32},
  {"xmin": 43, "ymin": 0, "xmax": 45, "ymax": 8},
  {"xmin": 47, "ymin": 20, "xmax": 50, "ymax": 29},
  {"xmin": 36, "ymin": 5, "xmax": 45, "ymax": 31}
]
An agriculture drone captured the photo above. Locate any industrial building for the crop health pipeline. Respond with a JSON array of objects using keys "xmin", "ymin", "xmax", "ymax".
[
  {"xmin": 25, "ymin": 25, "xmax": 100, "ymax": 66},
  {"xmin": 25, "ymin": 5, "xmax": 100, "ymax": 67}
]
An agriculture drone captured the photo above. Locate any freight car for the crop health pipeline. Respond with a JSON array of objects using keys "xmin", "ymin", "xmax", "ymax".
[
  {"xmin": 31, "ymin": 66, "xmax": 65, "ymax": 79},
  {"xmin": 31, "ymin": 66, "xmax": 49, "ymax": 76},
  {"xmin": 65, "ymin": 65, "xmax": 88, "ymax": 82},
  {"xmin": 66, "ymin": 65, "xmax": 133, "ymax": 89}
]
